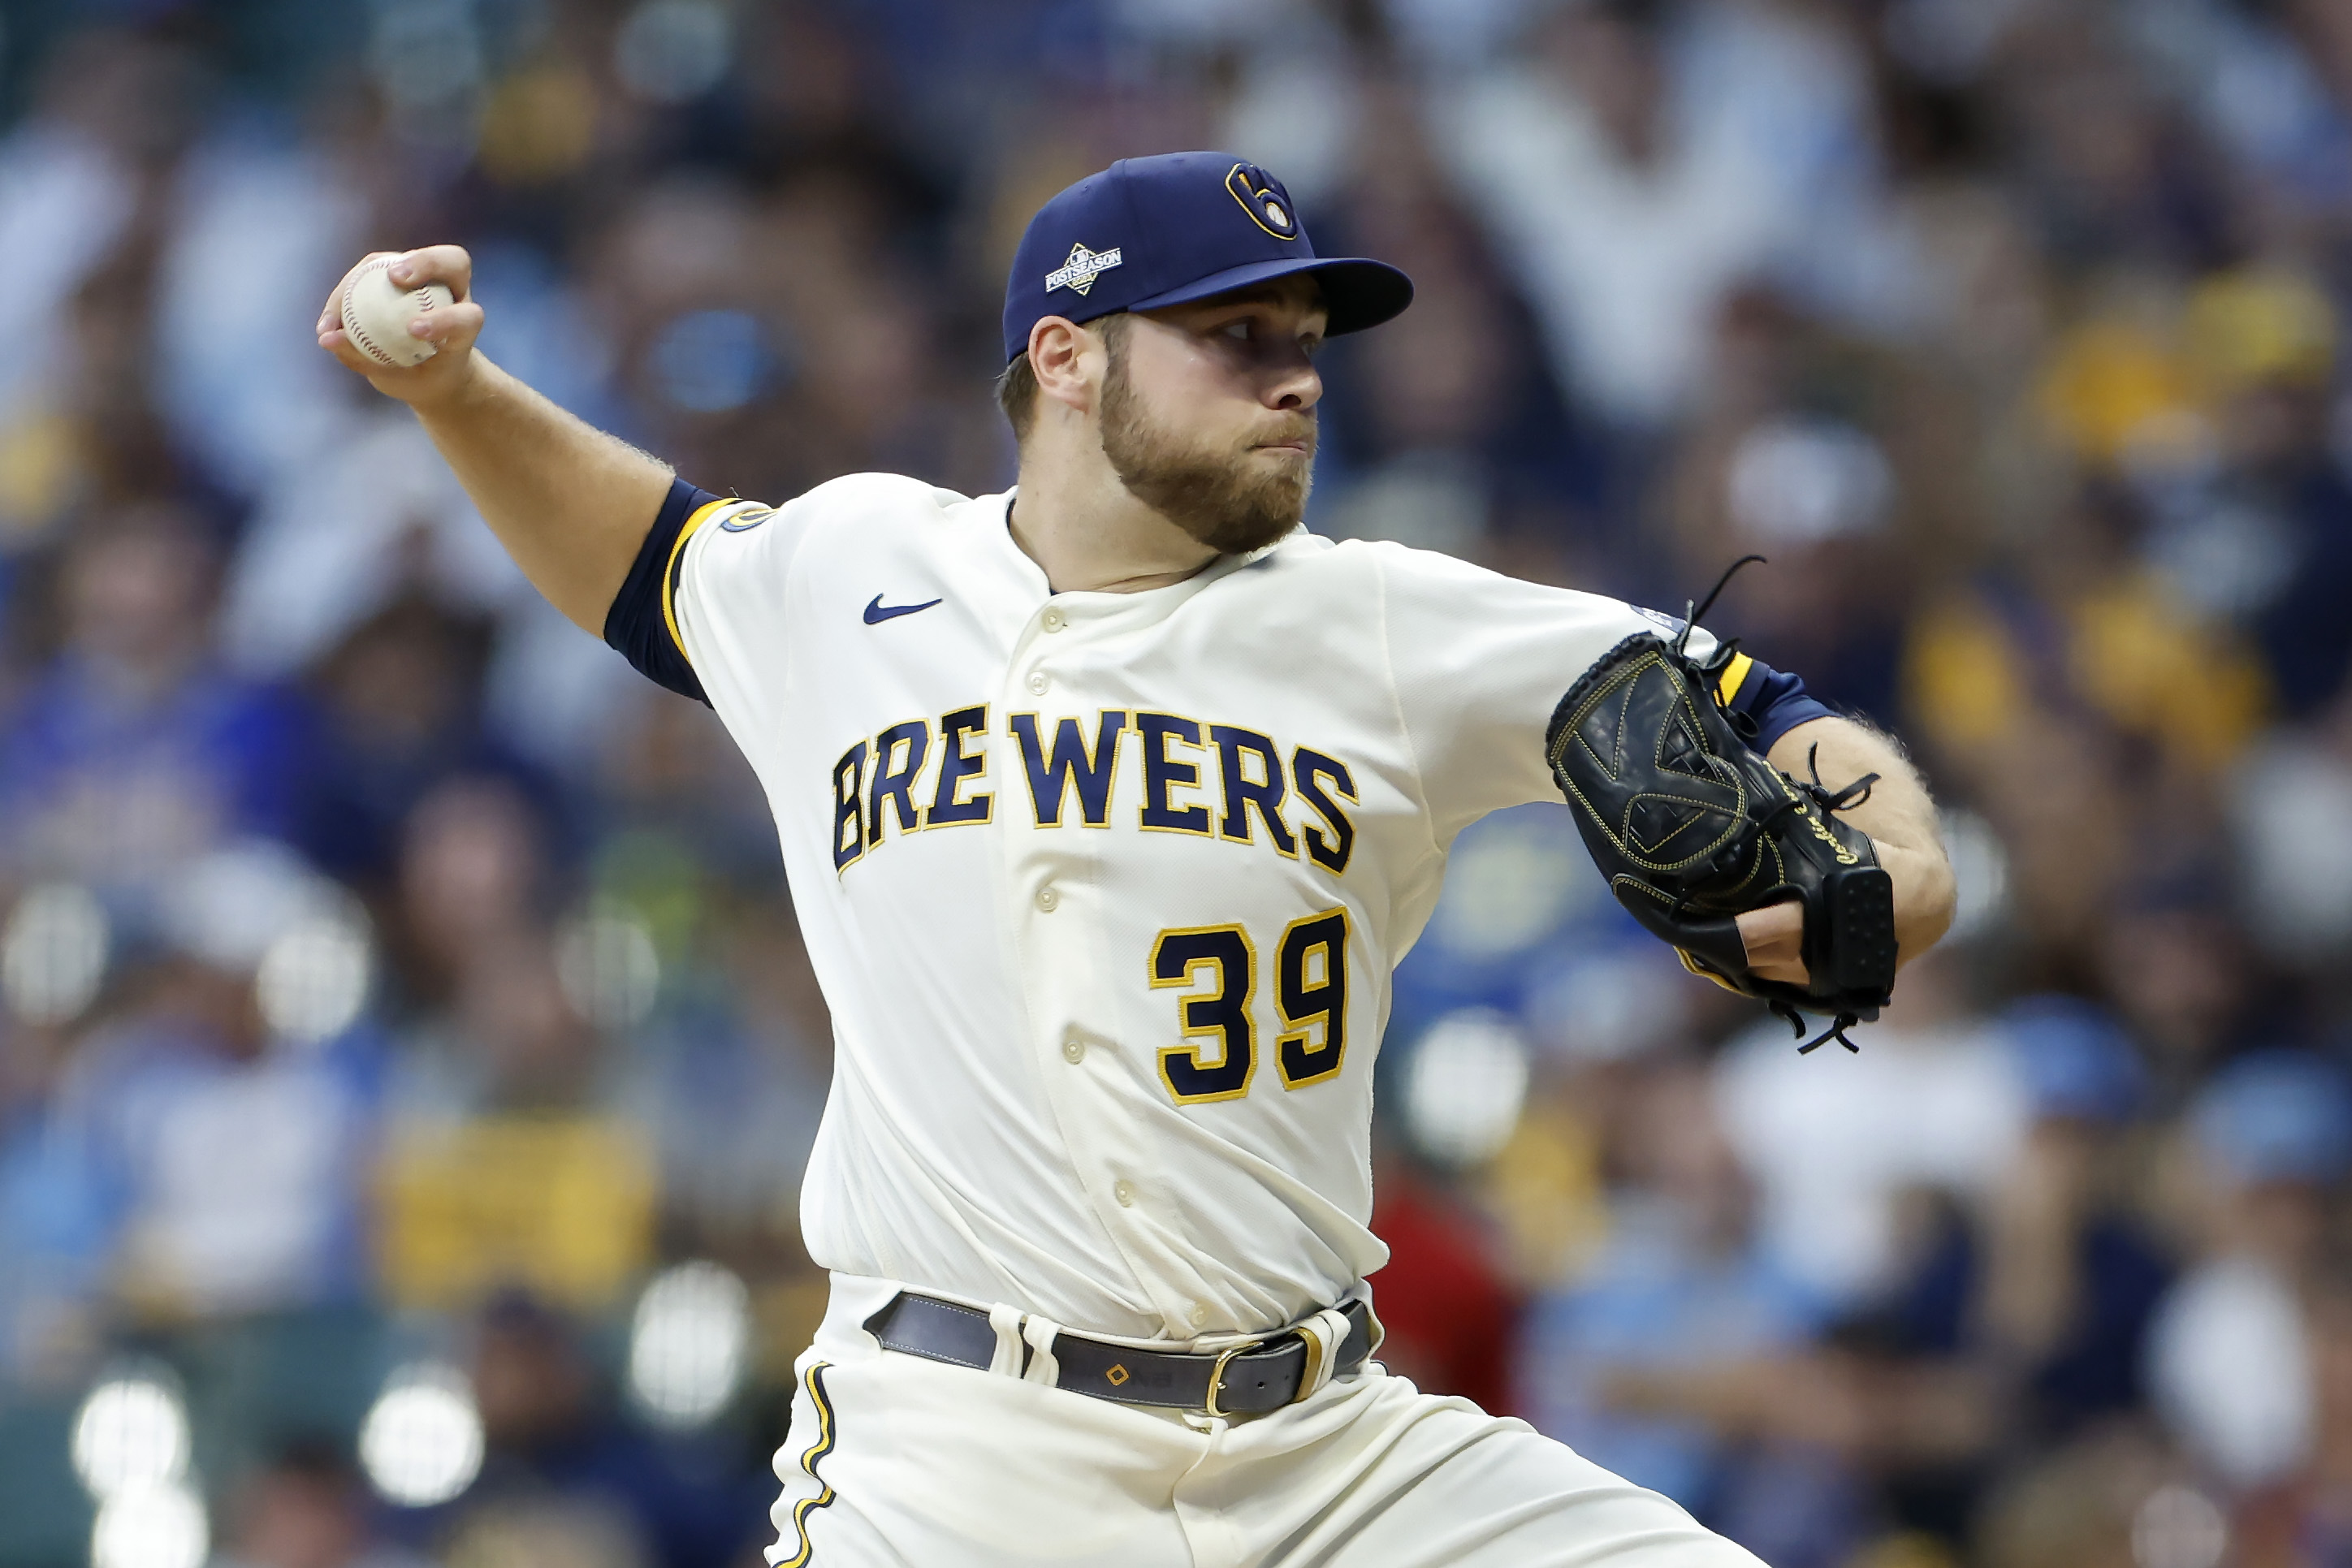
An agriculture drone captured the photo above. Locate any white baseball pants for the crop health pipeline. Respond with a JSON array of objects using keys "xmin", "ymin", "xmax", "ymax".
[{"xmin": 764, "ymin": 1275, "xmax": 1766, "ymax": 1568}]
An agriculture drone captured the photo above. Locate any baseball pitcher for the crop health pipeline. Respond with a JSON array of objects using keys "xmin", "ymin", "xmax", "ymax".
[{"xmin": 319, "ymin": 153, "xmax": 1955, "ymax": 1567}]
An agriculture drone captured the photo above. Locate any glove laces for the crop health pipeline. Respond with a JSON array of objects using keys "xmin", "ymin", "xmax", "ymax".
[
  {"xmin": 1781, "ymin": 1003, "xmax": 1865, "ymax": 1054},
  {"xmin": 1670, "ymin": 554, "xmax": 1768, "ymax": 663},
  {"xmin": 1803, "ymin": 743, "xmax": 1879, "ymax": 814},
  {"xmin": 1671, "ymin": 555, "xmax": 1880, "ymax": 1058}
]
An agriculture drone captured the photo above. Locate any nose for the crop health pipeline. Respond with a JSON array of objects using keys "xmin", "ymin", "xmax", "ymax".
[{"xmin": 1269, "ymin": 354, "xmax": 1322, "ymax": 413}]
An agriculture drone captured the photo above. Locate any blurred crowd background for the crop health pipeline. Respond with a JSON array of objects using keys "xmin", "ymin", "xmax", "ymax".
[{"xmin": 2, "ymin": 0, "xmax": 2351, "ymax": 1566}]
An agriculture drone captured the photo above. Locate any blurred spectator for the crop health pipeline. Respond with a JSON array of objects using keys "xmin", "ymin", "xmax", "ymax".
[
  {"xmin": 218, "ymin": 1441, "xmax": 427, "ymax": 1568},
  {"xmin": 582, "ymin": 684, "xmax": 823, "ymax": 1251},
  {"xmin": 2229, "ymin": 683, "xmax": 2352, "ymax": 974},
  {"xmin": 50, "ymin": 842, "xmax": 380, "ymax": 1320},
  {"xmin": 396, "ymin": 932, "xmax": 603, "ymax": 1116},
  {"xmin": 2138, "ymin": 0, "xmax": 2352, "ymax": 218},
  {"xmin": 153, "ymin": 105, "xmax": 367, "ymax": 504},
  {"xmin": 220, "ymin": 413, "xmax": 522, "ymax": 685},
  {"xmin": 439, "ymin": 1497, "xmax": 649, "ymax": 1568},
  {"xmin": 1476, "ymin": 1065, "xmax": 1615, "ymax": 1296},
  {"xmin": 1659, "ymin": 291, "xmax": 1911, "ymax": 719},
  {"xmin": 1517, "ymin": 1060, "xmax": 1827, "ymax": 1538},
  {"xmin": 1367, "ymin": 1146, "xmax": 1519, "ymax": 1413},
  {"xmin": 1438, "ymin": 0, "xmax": 1906, "ymax": 430},
  {"xmin": 1387, "ymin": 802, "xmax": 1655, "ymax": 1053},
  {"xmin": 1714, "ymin": 948, "xmax": 2029, "ymax": 1309},
  {"xmin": 1971, "ymin": 1423, "xmax": 2207, "ymax": 1568},
  {"xmin": 1961, "ymin": 998, "xmax": 2171, "ymax": 1440},
  {"xmin": 2152, "ymin": 267, "xmax": 2352, "ymax": 719},
  {"xmin": 378, "ymin": 924, "xmax": 656, "ymax": 1314},
  {"xmin": 1902, "ymin": 482, "xmax": 2269, "ymax": 792},
  {"xmin": 2234, "ymin": 1263, "xmax": 2352, "ymax": 1567},
  {"xmin": 589, "ymin": 681, "xmax": 778, "ymax": 903},
  {"xmin": 2150, "ymin": 1050, "xmax": 2352, "ymax": 1490},
  {"xmin": 448, "ymin": 1292, "xmax": 767, "ymax": 1568},
  {"xmin": 0, "ymin": 30, "xmax": 200, "ymax": 433},
  {"xmin": 610, "ymin": 893, "xmax": 828, "ymax": 1254},
  {"xmin": 0, "ymin": 1014, "xmax": 113, "ymax": 1384},
  {"xmin": 2093, "ymin": 871, "xmax": 2255, "ymax": 1098},
  {"xmin": 0, "ymin": 507, "xmax": 313, "ymax": 894},
  {"xmin": 1809, "ymin": 998, "xmax": 2175, "ymax": 1547},
  {"xmin": 292, "ymin": 597, "xmax": 551, "ymax": 888},
  {"xmin": 385, "ymin": 777, "xmax": 554, "ymax": 1017}
]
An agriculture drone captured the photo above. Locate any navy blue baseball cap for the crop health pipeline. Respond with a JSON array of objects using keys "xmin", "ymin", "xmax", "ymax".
[{"xmin": 1002, "ymin": 151, "xmax": 1414, "ymax": 364}]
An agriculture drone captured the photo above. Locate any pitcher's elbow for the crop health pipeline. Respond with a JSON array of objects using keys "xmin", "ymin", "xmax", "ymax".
[{"xmin": 1892, "ymin": 843, "xmax": 1957, "ymax": 965}]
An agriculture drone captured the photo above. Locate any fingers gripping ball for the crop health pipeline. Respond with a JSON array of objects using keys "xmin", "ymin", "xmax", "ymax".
[{"xmin": 340, "ymin": 257, "xmax": 453, "ymax": 369}]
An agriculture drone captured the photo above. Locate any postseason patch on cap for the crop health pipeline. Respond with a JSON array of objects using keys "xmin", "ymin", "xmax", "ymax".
[{"xmin": 1046, "ymin": 243, "xmax": 1123, "ymax": 297}]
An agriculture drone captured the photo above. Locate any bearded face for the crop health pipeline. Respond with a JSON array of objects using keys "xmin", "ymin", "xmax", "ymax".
[{"xmin": 1095, "ymin": 317, "xmax": 1317, "ymax": 557}]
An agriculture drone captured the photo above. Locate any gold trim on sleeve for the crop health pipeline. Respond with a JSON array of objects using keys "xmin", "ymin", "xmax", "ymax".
[
  {"xmin": 659, "ymin": 497, "xmax": 737, "ymax": 667},
  {"xmin": 1712, "ymin": 651, "xmax": 1755, "ymax": 708}
]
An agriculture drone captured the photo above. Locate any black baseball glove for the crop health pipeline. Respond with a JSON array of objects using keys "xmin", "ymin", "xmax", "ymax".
[{"xmin": 1544, "ymin": 565, "xmax": 1898, "ymax": 1052}]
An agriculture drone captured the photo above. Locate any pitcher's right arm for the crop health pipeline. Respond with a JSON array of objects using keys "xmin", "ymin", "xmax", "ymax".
[{"xmin": 316, "ymin": 246, "xmax": 672, "ymax": 633}]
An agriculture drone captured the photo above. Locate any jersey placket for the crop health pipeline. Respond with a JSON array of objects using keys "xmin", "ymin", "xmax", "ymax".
[{"xmin": 998, "ymin": 590, "xmax": 1219, "ymax": 1341}]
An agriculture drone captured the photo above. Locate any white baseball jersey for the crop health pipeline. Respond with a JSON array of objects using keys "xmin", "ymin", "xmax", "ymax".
[{"xmin": 658, "ymin": 474, "xmax": 1718, "ymax": 1343}]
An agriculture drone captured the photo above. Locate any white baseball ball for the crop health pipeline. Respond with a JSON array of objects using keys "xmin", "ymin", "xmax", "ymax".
[{"xmin": 339, "ymin": 256, "xmax": 455, "ymax": 369}]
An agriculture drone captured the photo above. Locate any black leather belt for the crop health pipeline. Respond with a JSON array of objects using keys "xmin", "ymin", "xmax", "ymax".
[{"xmin": 862, "ymin": 1291, "xmax": 1376, "ymax": 1418}]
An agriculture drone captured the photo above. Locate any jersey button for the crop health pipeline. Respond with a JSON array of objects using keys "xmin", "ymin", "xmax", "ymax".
[
  {"xmin": 1188, "ymin": 1302, "xmax": 1210, "ymax": 1328},
  {"xmin": 1035, "ymin": 885, "xmax": 1059, "ymax": 912},
  {"xmin": 1113, "ymin": 1180, "xmax": 1135, "ymax": 1207},
  {"xmin": 1040, "ymin": 607, "xmax": 1067, "ymax": 633},
  {"xmin": 1061, "ymin": 1036, "xmax": 1085, "ymax": 1064},
  {"xmin": 1027, "ymin": 671, "xmax": 1050, "ymax": 694}
]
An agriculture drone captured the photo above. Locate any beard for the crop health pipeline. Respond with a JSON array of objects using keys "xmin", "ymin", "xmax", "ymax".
[{"xmin": 1097, "ymin": 343, "xmax": 1315, "ymax": 556}]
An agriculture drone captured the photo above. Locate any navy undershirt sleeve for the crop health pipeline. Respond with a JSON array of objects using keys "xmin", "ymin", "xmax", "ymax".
[
  {"xmin": 603, "ymin": 477, "xmax": 719, "ymax": 705},
  {"xmin": 1727, "ymin": 658, "xmax": 1837, "ymax": 754}
]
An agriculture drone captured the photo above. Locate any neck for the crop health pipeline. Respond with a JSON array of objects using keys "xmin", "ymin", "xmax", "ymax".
[{"xmin": 1008, "ymin": 443, "xmax": 1217, "ymax": 594}]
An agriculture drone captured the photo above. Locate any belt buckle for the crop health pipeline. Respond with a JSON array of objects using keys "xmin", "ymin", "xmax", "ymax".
[{"xmin": 1201, "ymin": 1336, "xmax": 1267, "ymax": 1419}]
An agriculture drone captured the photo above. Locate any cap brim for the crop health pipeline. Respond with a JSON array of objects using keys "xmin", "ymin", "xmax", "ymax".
[{"xmin": 1126, "ymin": 257, "xmax": 1414, "ymax": 337}]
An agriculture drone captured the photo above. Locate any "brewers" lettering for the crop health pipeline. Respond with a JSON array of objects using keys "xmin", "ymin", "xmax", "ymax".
[{"xmin": 828, "ymin": 706, "xmax": 1356, "ymax": 876}]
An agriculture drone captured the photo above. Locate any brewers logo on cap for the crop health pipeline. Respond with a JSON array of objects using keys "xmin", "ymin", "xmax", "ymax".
[{"xmin": 1226, "ymin": 163, "xmax": 1299, "ymax": 240}]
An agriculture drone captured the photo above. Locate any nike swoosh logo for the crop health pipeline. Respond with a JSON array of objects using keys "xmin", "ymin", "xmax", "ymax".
[{"xmin": 863, "ymin": 594, "xmax": 943, "ymax": 624}]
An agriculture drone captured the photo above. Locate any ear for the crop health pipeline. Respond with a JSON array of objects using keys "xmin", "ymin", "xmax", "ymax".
[{"xmin": 1029, "ymin": 315, "xmax": 1099, "ymax": 417}]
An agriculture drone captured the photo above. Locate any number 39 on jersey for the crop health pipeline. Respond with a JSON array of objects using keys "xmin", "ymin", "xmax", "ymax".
[{"xmin": 1150, "ymin": 907, "xmax": 1350, "ymax": 1106}]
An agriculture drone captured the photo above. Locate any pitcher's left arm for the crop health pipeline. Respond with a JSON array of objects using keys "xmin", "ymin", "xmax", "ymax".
[{"xmin": 1735, "ymin": 718, "xmax": 1955, "ymax": 985}]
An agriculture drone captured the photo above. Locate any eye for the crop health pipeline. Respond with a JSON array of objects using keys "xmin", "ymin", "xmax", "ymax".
[{"xmin": 1221, "ymin": 319, "xmax": 1253, "ymax": 342}]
